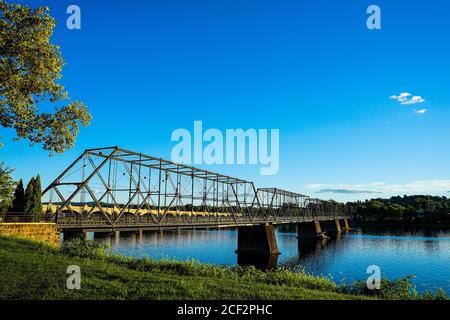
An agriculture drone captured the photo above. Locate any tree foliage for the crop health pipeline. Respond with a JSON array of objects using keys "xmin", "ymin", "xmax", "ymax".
[
  {"xmin": 24, "ymin": 175, "xmax": 42, "ymax": 213},
  {"xmin": 19, "ymin": 175, "xmax": 42, "ymax": 213},
  {"xmin": 0, "ymin": 162, "xmax": 15, "ymax": 211},
  {"xmin": 23, "ymin": 176, "xmax": 34, "ymax": 212},
  {"xmin": 0, "ymin": 1, "xmax": 91, "ymax": 154},
  {"xmin": 32, "ymin": 174, "xmax": 42, "ymax": 214},
  {"xmin": 10, "ymin": 177, "xmax": 23, "ymax": 211},
  {"xmin": 347, "ymin": 195, "xmax": 450, "ymax": 224}
]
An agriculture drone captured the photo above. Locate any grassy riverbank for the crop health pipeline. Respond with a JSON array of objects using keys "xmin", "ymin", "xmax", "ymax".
[{"xmin": 0, "ymin": 236, "xmax": 446, "ymax": 300}]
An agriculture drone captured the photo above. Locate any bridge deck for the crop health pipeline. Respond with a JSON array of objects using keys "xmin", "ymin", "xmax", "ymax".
[{"xmin": 57, "ymin": 215, "xmax": 348, "ymax": 232}]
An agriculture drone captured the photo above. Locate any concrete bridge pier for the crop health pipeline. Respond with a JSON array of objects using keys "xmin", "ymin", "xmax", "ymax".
[
  {"xmin": 335, "ymin": 219, "xmax": 342, "ymax": 233},
  {"xmin": 320, "ymin": 219, "xmax": 342, "ymax": 236},
  {"xmin": 113, "ymin": 230, "xmax": 120, "ymax": 245},
  {"xmin": 297, "ymin": 220, "xmax": 327, "ymax": 239},
  {"xmin": 236, "ymin": 224, "xmax": 280, "ymax": 255},
  {"xmin": 137, "ymin": 229, "xmax": 144, "ymax": 244},
  {"xmin": 342, "ymin": 218, "xmax": 351, "ymax": 230}
]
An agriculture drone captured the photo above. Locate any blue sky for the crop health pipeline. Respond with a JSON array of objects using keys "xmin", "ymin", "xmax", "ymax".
[{"xmin": 2, "ymin": 0, "xmax": 450, "ymax": 202}]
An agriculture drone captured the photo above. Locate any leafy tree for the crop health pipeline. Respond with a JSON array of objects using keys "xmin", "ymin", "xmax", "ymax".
[
  {"xmin": 0, "ymin": 1, "xmax": 91, "ymax": 154},
  {"xmin": 0, "ymin": 162, "xmax": 15, "ymax": 211},
  {"xmin": 10, "ymin": 177, "xmax": 24, "ymax": 212}
]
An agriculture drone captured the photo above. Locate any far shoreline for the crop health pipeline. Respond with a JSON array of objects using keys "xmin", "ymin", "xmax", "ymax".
[{"xmin": 354, "ymin": 222, "xmax": 450, "ymax": 228}]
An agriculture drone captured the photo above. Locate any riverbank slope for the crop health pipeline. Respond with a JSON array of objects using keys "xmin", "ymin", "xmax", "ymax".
[
  {"xmin": 0, "ymin": 236, "xmax": 366, "ymax": 300},
  {"xmin": 0, "ymin": 236, "xmax": 445, "ymax": 300}
]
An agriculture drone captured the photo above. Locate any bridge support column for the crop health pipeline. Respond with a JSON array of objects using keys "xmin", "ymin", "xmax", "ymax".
[
  {"xmin": 321, "ymin": 219, "xmax": 341, "ymax": 235},
  {"xmin": 298, "ymin": 221, "xmax": 319, "ymax": 238},
  {"xmin": 297, "ymin": 220, "xmax": 327, "ymax": 239},
  {"xmin": 342, "ymin": 218, "xmax": 351, "ymax": 230},
  {"xmin": 314, "ymin": 220, "xmax": 322, "ymax": 236},
  {"xmin": 335, "ymin": 219, "xmax": 342, "ymax": 233},
  {"xmin": 83, "ymin": 231, "xmax": 89, "ymax": 241},
  {"xmin": 236, "ymin": 224, "xmax": 280, "ymax": 255}
]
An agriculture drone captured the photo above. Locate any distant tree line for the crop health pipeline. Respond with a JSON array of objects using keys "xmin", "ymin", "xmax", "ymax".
[{"xmin": 347, "ymin": 195, "xmax": 450, "ymax": 225}]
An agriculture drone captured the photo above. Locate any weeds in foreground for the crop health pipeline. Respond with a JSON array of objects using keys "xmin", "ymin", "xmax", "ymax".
[{"xmin": 341, "ymin": 276, "xmax": 447, "ymax": 300}]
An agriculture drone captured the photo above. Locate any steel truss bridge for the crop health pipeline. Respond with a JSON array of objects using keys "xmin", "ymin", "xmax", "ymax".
[{"xmin": 42, "ymin": 147, "xmax": 349, "ymax": 231}]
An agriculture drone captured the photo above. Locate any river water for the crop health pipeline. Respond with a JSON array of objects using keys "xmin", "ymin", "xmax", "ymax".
[{"xmin": 90, "ymin": 226, "xmax": 450, "ymax": 294}]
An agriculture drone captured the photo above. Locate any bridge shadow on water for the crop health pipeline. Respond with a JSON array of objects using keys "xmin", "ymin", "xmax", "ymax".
[
  {"xmin": 236, "ymin": 230, "xmax": 349, "ymax": 271},
  {"xmin": 236, "ymin": 235, "xmax": 345, "ymax": 271}
]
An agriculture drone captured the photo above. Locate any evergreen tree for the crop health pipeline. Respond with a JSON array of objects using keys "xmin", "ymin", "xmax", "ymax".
[
  {"xmin": 24, "ymin": 177, "xmax": 35, "ymax": 213},
  {"xmin": 33, "ymin": 175, "xmax": 43, "ymax": 216},
  {"xmin": 11, "ymin": 179, "xmax": 25, "ymax": 212}
]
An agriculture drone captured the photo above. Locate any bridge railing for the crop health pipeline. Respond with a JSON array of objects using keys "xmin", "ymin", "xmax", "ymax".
[
  {"xmin": 0, "ymin": 212, "xmax": 47, "ymax": 223},
  {"xmin": 51, "ymin": 207, "xmax": 347, "ymax": 228}
]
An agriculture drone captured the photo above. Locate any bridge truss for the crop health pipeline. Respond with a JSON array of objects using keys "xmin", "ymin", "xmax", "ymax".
[{"xmin": 42, "ymin": 147, "xmax": 347, "ymax": 230}]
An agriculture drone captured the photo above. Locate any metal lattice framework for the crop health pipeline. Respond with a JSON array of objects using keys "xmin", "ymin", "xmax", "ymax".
[{"xmin": 42, "ymin": 147, "xmax": 348, "ymax": 230}]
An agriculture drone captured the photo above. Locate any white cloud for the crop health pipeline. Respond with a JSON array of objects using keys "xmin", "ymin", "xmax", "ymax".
[
  {"xmin": 390, "ymin": 92, "xmax": 426, "ymax": 105},
  {"xmin": 414, "ymin": 109, "xmax": 427, "ymax": 114},
  {"xmin": 315, "ymin": 188, "xmax": 382, "ymax": 194},
  {"xmin": 306, "ymin": 180, "xmax": 450, "ymax": 194},
  {"xmin": 402, "ymin": 96, "xmax": 426, "ymax": 105},
  {"xmin": 390, "ymin": 92, "xmax": 411, "ymax": 103}
]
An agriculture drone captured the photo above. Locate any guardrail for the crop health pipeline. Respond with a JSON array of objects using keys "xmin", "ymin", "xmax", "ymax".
[{"xmin": 0, "ymin": 212, "xmax": 48, "ymax": 223}]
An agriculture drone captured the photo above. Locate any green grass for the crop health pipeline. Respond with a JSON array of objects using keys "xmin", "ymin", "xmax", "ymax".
[{"xmin": 0, "ymin": 236, "xmax": 446, "ymax": 300}]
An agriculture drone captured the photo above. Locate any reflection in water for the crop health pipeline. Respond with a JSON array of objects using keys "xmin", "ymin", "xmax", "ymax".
[
  {"xmin": 88, "ymin": 226, "xmax": 450, "ymax": 294},
  {"xmin": 237, "ymin": 253, "xmax": 279, "ymax": 270},
  {"xmin": 298, "ymin": 238, "xmax": 325, "ymax": 257}
]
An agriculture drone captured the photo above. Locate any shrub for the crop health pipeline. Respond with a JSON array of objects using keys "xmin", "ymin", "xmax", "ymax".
[
  {"xmin": 342, "ymin": 275, "xmax": 448, "ymax": 300},
  {"xmin": 61, "ymin": 239, "xmax": 110, "ymax": 258}
]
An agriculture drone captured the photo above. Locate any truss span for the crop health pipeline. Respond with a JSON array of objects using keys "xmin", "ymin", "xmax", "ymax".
[{"xmin": 42, "ymin": 147, "xmax": 348, "ymax": 230}]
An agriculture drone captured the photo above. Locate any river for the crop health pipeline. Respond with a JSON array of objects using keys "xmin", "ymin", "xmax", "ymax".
[{"xmin": 88, "ymin": 226, "xmax": 450, "ymax": 294}]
